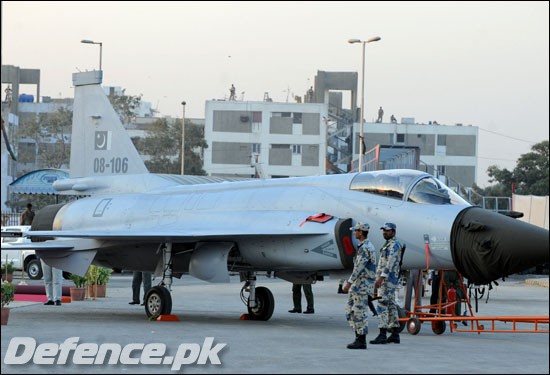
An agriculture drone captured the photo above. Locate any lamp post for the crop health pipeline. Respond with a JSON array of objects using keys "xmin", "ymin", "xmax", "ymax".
[
  {"xmin": 181, "ymin": 101, "xmax": 186, "ymax": 175},
  {"xmin": 81, "ymin": 39, "xmax": 103, "ymax": 71},
  {"xmin": 348, "ymin": 36, "xmax": 381, "ymax": 172}
]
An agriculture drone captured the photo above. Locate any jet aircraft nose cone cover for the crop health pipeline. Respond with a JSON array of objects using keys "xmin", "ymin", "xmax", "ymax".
[{"xmin": 451, "ymin": 206, "xmax": 549, "ymax": 285}]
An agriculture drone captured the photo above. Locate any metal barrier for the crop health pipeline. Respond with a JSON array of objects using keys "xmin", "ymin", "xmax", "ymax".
[{"xmin": 1, "ymin": 212, "xmax": 21, "ymax": 226}]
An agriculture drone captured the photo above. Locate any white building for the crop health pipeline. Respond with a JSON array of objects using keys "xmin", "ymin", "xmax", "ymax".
[
  {"xmin": 204, "ymin": 100, "xmax": 327, "ymax": 178},
  {"xmin": 203, "ymin": 98, "xmax": 478, "ymax": 187}
]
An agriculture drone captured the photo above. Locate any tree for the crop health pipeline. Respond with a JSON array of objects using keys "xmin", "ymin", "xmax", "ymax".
[
  {"xmin": 134, "ymin": 118, "xmax": 207, "ymax": 175},
  {"xmin": 9, "ymin": 107, "xmax": 75, "ymax": 212},
  {"xmin": 37, "ymin": 107, "xmax": 73, "ymax": 169},
  {"xmin": 107, "ymin": 91, "xmax": 142, "ymax": 125},
  {"xmin": 15, "ymin": 117, "xmax": 40, "ymax": 166},
  {"xmin": 512, "ymin": 140, "xmax": 549, "ymax": 196},
  {"xmin": 483, "ymin": 140, "xmax": 549, "ymax": 196},
  {"xmin": 17, "ymin": 107, "xmax": 72, "ymax": 170}
]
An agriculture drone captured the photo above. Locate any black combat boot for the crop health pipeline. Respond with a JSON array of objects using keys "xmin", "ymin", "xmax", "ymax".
[
  {"xmin": 387, "ymin": 328, "xmax": 400, "ymax": 344},
  {"xmin": 347, "ymin": 333, "xmax": 366, "ymax": 349},
  {"xmin": 369, "ymin": 328, "xmax": 387, "ymax": 344}
]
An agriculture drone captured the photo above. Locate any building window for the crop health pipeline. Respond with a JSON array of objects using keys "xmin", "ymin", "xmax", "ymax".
[
  {"xmin": 292, "ymin": 145, "xmax": 302, "ymax": 154},
  {"xmin": 272, "ymin": 112, "xmax": 292, "ymax": 118},
  {"xmin": 396, "ymin": 134, "xmax": 405, "ymax": 143},
  {"xmin": 293, "ymin": 112, "xmax": 302, "ymax": 124},
  {"xmin": 437, "ymin": 135, "xmax": 447, "ymax": 146},
  {"xmin": 252, "ymin": 143, "xmax": 261, "ymax": 153},
  {"xmin": 252, "ymin": 111, "xmax": 262, "ymax": 122},
  {"xmin": 251, "ymin": 111, "xmax": 262, "ymax": 132}
]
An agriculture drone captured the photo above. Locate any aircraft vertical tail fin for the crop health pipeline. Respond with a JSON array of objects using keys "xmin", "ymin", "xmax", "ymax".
[{"xmin": 69, "ymin": 71, "xmax": 148, "ymax": 178}]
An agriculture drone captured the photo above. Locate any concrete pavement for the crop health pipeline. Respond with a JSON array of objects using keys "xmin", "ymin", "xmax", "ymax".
[{"xmin": 1, "ymin": 272, "xmax": 548, "ymax": 374}]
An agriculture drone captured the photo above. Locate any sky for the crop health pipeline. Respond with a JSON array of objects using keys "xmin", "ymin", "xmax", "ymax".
[{"xmin": 2, "ymin": 1, "xmax": 548, "ymax": 187}]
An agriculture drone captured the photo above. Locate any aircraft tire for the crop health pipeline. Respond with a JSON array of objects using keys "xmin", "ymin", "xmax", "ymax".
[
  {"xmin": 144, "ymin": 286, "xmax": 172, "ymax": 319},
  {"xmin": 247, "ymin": 286, "xmax": 274, "ymax": 321},
  {"xmin": 26, "ymin": 259, "xmax": 43, "ymax": 280},
  {"xmin": 407, "ymin": 317, "xmax": 422, "ymax": 335}
]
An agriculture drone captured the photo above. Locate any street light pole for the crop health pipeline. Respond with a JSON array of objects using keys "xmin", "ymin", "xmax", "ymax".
[
  {"xmin": 181, "ymin": 101, "xmax": 186, "ymax": 175},
  {"xmin": 348, "ymin": 36, "xmax": 380, "ymax": 172},
  {"xmin": 80, "ymin": 39, "xmax": 103, "ymax": 71}
]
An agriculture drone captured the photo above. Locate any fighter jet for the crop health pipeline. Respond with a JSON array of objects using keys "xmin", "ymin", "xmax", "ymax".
[{"xmin": 2, "ymin": 71, "xmax": 548, "ymax": 321}]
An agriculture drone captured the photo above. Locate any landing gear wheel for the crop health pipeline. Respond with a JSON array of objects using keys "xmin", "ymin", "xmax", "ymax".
[
  {"xmin": 396, "ymin": 306, "xmax": 407, "ymax": 333},
  {"xmin": 431, "ymin": 320, "xmax": 446, "ymax": 335},
  {"xmin": 26, "ymin": 259, "xmax": 43, "ymax": 280},
  {"xmin": 407, "ymin": 317, "xmax": 422, "ymax": 335},
  {"xmin": 247, "ymin": 286, "xmax": 274, "ymax": 321},
  {"xmin": 144, "ymin": 286, "xmax": 172, "ymax": 319}
]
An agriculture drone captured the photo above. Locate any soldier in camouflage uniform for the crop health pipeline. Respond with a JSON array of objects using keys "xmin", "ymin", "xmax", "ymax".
[
  {"xmin": 371, "ymin": 222, "xmax": 403, "ymax": 345},
  {"xmin": 343, "ymin": 222, "xmax": 377, "ymax": 349}
]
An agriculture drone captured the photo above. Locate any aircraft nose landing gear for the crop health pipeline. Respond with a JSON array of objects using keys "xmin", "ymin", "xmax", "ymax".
[{"xmin": 240, "ymin": 272, "xmax": 275, "ymax": 321}]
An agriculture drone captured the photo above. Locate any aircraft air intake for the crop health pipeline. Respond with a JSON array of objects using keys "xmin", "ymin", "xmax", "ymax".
[{"xmin": 451, "ymin": 206, "xmax": 549, "ymax": 285}]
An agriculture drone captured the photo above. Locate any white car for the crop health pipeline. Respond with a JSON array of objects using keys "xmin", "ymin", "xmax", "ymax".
[{"xmin": 1, "ymin": 225, "xmax": 43, "ymax": 280}]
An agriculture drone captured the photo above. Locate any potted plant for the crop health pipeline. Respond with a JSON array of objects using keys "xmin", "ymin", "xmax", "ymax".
[
  {"xmin": 69, "ymin": 274, "xmax": 87, "ymax": 301},
  {"xmin": 85, "ymin": 266, "xmax": 112, "ymax": 298},
  {"xmin": 1, "ymin": 281, "xmax": 16, "ymax": 325},
  {"xmin": 95, "ymin": 267, "xmax": 112, "ymax": 298},
  {"xmin": 86, "ymin": 265, "xmax": 100, "ymax": 299},
  {"xmin": 1, "ymin": 261, "xmax": 16, "ymax": 282}
]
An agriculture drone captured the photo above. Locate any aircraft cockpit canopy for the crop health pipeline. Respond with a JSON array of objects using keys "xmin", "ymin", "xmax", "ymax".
[{"xmin": 350, "ymin": 170, "xmax": 469, "ymax": 205}]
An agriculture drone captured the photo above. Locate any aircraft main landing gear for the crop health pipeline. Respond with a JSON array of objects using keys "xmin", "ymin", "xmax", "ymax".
[
  {"xmin": 241, "ymin": 273, "xmax": 275, "ymax": 321},
  {"xmin": 144, "ymin": 243, "xmax": 174, "ymax": 319}
]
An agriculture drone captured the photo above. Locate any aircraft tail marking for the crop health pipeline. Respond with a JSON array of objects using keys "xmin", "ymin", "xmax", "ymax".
[{"xmin": 69, "ymin": 71, "xmax": 148, "ymax": 178}]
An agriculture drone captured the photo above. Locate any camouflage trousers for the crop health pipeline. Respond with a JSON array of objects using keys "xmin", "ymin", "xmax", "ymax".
[
  {"xmin": 376, "ymin": 285, "xmax": 400, "ymax": 329},
  {"xmin": 345, "ymin": 293, "xmax": 369, "ymax": 335}
]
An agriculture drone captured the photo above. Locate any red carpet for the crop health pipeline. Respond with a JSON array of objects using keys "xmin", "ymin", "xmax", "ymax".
[
  {"xmin": 15, "ymin": 285, "xmax": 71, "ymax": 296},
  {"xmin": 14, "ymin": 294, "xmax": 71, "ymax": 303},
  {"xmin": 13, "ymin": 285, "xmax": 72, "ymax": 303}
]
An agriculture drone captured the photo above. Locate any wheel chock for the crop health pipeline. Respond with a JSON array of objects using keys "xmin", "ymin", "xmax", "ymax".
[
  {"xmin": 156, "ymin": 315, "xmax": 180, "ymax": 322},
  {"xmin": 240, "ymin": 314, "xmax": 251, "ymax": 320}
]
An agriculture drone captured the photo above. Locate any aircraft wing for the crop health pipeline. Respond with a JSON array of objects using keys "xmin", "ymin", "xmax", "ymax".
[
  {"xmin": 0, "ymin": 242, "xmax": 74, "ymax": 250},
  {"xmin": 24, "ymin": 227, "xmax": 330, "ymax": 242}
]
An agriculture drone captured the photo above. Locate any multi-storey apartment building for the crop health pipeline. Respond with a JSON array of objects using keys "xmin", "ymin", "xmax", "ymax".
[
  {"xmin": 203, "ymin": 70, "xmax": 478, "ymax": 186},
  {"xmin": 203, "ymin": 100, "xmax": 327, "ymax": 178}
]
